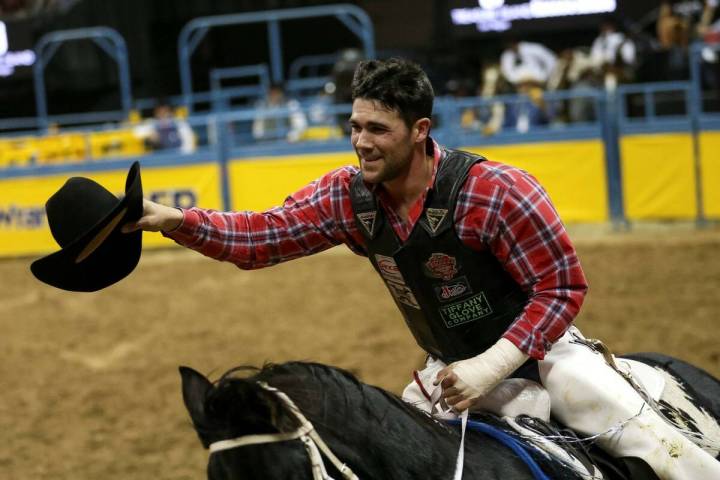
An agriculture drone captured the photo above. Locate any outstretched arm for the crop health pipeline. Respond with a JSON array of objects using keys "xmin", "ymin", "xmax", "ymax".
[{"xmin": 123, "ymin": 166, "xmax": 366, "ymax": 269}]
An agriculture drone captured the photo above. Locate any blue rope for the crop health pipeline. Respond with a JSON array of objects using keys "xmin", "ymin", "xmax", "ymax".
[{"xmin": 445, "ymin": 418, "xmax": 551, "ymax": 480}]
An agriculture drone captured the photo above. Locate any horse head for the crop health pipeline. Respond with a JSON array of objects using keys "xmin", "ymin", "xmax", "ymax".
[{"xmin": 180, "ymin": 365, "xmax": 322, "ymax": 479}]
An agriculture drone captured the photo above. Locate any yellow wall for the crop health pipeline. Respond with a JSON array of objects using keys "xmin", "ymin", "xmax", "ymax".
[
  {"xmin": 620, "ymin": 133, "xmax": 696, "ymax": 220},
  {"xmin": 226, "ymin": 140, "xmax": 608, "ymax": 223},
  {"xmin": 0, "ymin": 162, "xmax": 222, "ymax": 257},
  {"xmin": 700, "ymin": 131, "xmax": 720, "ymax": 219},
  {"xmin": 6, "ymin": 131, "xmax": 713, "ymax": 258},
  {"xmin": 463, "ymin": 140, "xmax": 609, "ymax": 223},
  {"xmin": 228, "ymin": 152, "xmax": 357, "ymax": 211}
]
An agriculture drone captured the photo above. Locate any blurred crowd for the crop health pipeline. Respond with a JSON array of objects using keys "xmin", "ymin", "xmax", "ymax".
[
  {"xmin": 2, "ymin": 0, "xmax": 720, "ymax": 167},
  {"xmin": 447, "ymin": 1, "xmax": 720, "ymax": 135}
]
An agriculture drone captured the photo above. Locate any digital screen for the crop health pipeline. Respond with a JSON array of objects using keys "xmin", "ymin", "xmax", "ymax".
[
  {"xmin": 0, "ymin": 19, "xmax": 36, "ymax": 79},
  {"xmin": 447, "ymin": 0, "xmax": 619, "ymax": 35}
]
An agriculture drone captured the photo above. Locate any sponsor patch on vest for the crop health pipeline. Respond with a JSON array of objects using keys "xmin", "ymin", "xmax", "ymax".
[
  {"xmin": 357, "ymin": 211, "xmax": 377, "ymax": 235},
  {"xmin": 439, "ymin": 292, "xmax": 493, "ymax": 328},
  {"xmin": 424, "ymin": 253, "xmax": 459, "ymax": 281},
  {"xmin": 434, "ymin": 276, "xmax": 472, "ymax": 302},
  {"xmin": 426, "ymin": 208, "xmax": 447, "ymax": 233},
  {"xmin": 374, "ymin": 254, "xmax": 420, "ymax": 309}
]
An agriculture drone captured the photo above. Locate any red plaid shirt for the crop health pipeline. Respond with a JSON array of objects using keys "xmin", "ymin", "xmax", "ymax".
[{"xmin": 167, "ymin": 142, "xmax": 588, "ymax": 359}]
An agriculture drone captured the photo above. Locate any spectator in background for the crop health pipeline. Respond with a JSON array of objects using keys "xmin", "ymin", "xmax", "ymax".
[
  {"xmin": 657, "ymin": 0, "xmax": 692, "ymax": 80},
  {"xmin": 331, "ymin": 48, "xmax": 364, "ymax": 135},
  {"xmin": 547, "ymin": 48, "xmax": 598, "ymax": 123},
  {"xmin": 251, "ymin": 84, "xmax": 307, "ymax": 142},
  {"xmin": 504, "ymin": 73, "xmax": 552, "ymax": 133},
  {"xmin": 461, "ymin": 63, "xmax": 514, "ymax": 136},
  {"xmin": 697, "ymin": 0, "xmax": 720, "ymax": 95},
  {"xmin": 590, "ymin": 17, "xmax": 637, "ymax": 89},
  {"xmin": 500, "ymin": 39, "xmax": 557, "ymax": 88},
  {"xmin": 134, "ymin": 100, "xmax": 195, "ymax": 154}
]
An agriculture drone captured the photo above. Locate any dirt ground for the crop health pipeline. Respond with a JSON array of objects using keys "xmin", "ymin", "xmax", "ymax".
[{"xmin": 1, "ymin": 225, "xmax": 719, "ymax": 479}]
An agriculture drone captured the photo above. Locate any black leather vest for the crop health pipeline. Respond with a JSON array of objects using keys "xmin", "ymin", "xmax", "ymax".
[{"xmin": 350, "ymin": 148, "xmax": 529, "ymax": 363}]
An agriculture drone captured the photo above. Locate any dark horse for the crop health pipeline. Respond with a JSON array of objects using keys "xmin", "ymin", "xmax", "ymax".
[{"xmin": 181, "ymin": 354, "xmax": 720, "ymax": 480}]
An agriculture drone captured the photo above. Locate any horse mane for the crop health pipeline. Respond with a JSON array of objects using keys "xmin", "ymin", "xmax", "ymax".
[{"xmin": 195, "ymin": 361, "xmax": 449, "ymax": 446}]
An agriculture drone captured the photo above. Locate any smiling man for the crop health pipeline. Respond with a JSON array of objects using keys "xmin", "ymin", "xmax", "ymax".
[{"xmin": 126, "ymin": 58, "xmax": 720, "ymax": 479}]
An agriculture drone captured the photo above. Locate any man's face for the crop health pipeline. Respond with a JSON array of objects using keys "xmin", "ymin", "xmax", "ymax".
[{"xmin": 349, "ymin": 98, "xmax": 415, "ymax": 185}]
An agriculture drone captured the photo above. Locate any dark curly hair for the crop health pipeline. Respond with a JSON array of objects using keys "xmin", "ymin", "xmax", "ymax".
[{"xmin": 351, "ymin": 58, "xmax": 434, "ymax": 128}]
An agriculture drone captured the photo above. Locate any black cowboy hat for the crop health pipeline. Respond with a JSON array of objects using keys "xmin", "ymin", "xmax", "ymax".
[{"xmin": 30, "ymin": 161, "xmax": 144, "ymax": 292}]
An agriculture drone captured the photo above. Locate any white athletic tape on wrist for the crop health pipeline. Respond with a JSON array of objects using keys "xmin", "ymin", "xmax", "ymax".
[{"xmin": 450, "ymin": 338, "xmax": 529, "ymax": 401}]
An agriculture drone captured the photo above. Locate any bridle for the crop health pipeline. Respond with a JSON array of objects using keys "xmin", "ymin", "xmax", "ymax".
[{"xmin": 208, "ymin": 382, "xmax": 359, "ymax": 480}]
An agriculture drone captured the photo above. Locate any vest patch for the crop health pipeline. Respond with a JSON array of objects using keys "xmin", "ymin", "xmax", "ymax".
[
  {"xmin": 439, "ymin": 292, "xmax": 493, "ymax": 328},
  {"xmin": 356, "ymin": 211, "xmax": 376, "ymax": 235},
  {"xmin": 434, "ymin": 276, "xmax": 473, "ymax": 302},
  {"xmin": 426, "ymin": 208, "xmax": 447, "ymax": 233},
  {"xmin": 424, "ymin": 253, "xmax": 459, "ymax": 281},
  {"xmin": 374, "ymin": 254, "xmax": 421, "ymax": 309}
]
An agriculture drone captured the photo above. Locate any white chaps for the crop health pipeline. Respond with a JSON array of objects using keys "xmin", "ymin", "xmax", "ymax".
[{"xmin": 402, "ymin": 327, "xmax": 720, "ymax": 480}]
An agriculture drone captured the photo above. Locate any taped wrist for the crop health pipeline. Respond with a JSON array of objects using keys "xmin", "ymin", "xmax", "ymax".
[{"xmin": 450, "ymin": 337, "xmax": 530, "ymax": 400}]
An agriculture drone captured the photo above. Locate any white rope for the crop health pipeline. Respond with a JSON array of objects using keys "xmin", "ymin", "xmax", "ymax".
[
  {"xmin": 428, "ymin": 384, "xmax": 467, "ymax": 480},
  {"xmin": 209, "ymin": 422, "xmax": 314, "ymax": 453}
]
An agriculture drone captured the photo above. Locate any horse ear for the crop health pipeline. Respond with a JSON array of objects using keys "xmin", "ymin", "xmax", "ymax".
[{"xmin": 179, "ymin": 366, "xmax": 213, "ymax": 425}]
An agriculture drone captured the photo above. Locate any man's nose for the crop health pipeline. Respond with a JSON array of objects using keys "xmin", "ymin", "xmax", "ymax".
[{"xmin": 354, "ymin": 130, "xmax": 372, "ymax": 150}]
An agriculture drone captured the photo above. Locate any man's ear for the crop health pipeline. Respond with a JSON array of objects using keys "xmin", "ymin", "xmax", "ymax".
[{"xmin": 413, "ymin": 117, "xmax": 432, "ymax": 145}]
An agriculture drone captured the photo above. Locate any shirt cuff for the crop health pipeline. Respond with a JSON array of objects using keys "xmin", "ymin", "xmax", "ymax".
[
  {"xmin": 502, "ymin": 325, "xmax": 554, "ymax": 361},
  {"xmin": 161, "ymin": 208, "xmax": 200, "ymax": 243}
]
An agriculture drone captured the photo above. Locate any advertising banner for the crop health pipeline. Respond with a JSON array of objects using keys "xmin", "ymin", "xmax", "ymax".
[{"xmin": 0, "ymin": 162, "xmax": 222, "ymax": 257}]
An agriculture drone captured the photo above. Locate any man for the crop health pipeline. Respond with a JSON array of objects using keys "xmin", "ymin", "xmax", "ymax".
[
  {"xmin": 125, "ymin": 58, "xmax": 719, "ymax": 479},
  {"xmin": 134, "ymin": 100, "xmax": 195, "ymax": 153},
  {"xmin": 589, "ymin": 17, "xmax": 637, "ymax": 89}
]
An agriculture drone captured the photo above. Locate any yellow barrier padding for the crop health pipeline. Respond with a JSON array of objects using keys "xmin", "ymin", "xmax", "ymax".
[
  {"xmin": 463, "ymin": 140, "xmax": 609, "ymax": 223},
  {"xmin": 88, "ymin": 129, "xmax": 146, "ymax": 159},
  {"xmin": 35, "ymin": 134, "xmax": 87, "ymax": 165},
  {"xmin": 0, "ymin": 137, "xmax": 37, "ymax": 168},
  {"xmin": 620, "ymin": 133, "xmax": 696, "ymax": 220},
  {"xmin": 0, "ymin": 162, "xmax": 222, "ymax": 257},
  {"xmin": 228, "ymin": 140, "xmax": 607, "ymax": 223},
  {"xmin": 699, "ymin": 131, "xmax": 720, "ymax": 219},
  {"xmin": 298, "ymin": 125, "xmax": 344, "ymax": 141},
  {"xmin": 229, "ymin": 152, "xmax": 356, "ymax": 211}
]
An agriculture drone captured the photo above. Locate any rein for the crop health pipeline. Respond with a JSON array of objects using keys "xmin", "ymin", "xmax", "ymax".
[{"xmin": 207, "ymin": 382, "xmax": 359, "ymax": 480}]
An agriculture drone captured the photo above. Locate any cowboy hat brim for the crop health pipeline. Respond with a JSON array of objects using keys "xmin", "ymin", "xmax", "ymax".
[{"xmin": 30, "ymin": 161, "xmax": 144, "ymax": 292}]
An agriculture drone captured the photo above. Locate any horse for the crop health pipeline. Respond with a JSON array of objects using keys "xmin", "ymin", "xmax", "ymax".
[{"xmin": 180, "ymin": 353, "xmax": 720, "ymax": 480}]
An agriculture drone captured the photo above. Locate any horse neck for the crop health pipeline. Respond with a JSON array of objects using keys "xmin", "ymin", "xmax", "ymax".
[{"xmin": 266, "ymin": 365, "xmax": 461, "ymax": 478}]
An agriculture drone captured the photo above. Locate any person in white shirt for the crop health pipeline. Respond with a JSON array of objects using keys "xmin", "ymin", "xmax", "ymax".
[
  {"xmin": 500, "ymin": 39, "xmax": 557, "ymax": 87},
  {"xmin": 590, "ymin": 18, "xmax": 636, "ymax": 74}
]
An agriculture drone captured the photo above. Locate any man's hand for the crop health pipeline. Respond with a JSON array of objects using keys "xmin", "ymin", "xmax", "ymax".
[
  {"xmin": 122, "ymin": 199, "xmax": 183, "ymax": 233},
  {"xmin": 434, "ymin": 337, "xmax": 529, "ymax": 412}
]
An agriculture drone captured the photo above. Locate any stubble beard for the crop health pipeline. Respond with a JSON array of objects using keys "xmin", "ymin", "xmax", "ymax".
[{"xmin": 359, "ymin": 140, "xmax": 414, "ymax": 185}]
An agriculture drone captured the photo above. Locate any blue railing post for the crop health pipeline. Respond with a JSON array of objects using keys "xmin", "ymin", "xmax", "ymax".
[
  {"xmin": 601, "ymin": 89, "xmax": 627, "ymax": 228},
  {"xmin": 688, "ymin": 42, "xmax": 706, "ymax": 226},
  {"xmin": 267, "ymin": 19, "xmax": 284, "ymax": 84},
  {"xmin": 215, "ymin": 114, "xmax": 233, "ymax": 212}
]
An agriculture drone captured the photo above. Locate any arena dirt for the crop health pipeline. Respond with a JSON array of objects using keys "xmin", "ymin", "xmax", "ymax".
[{"xmin": 1, "ymin": 226, "xmax": 719, "ymax": 479}]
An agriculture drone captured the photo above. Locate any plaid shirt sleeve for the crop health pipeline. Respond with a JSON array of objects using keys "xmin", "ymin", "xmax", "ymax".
[
  {"xmin": 456, "ymin": 162, "xmax": 588, "ymax": 360},
  {"xmin": 164, "ymin": 166, "xmax": 367, "ymax": 268}
]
